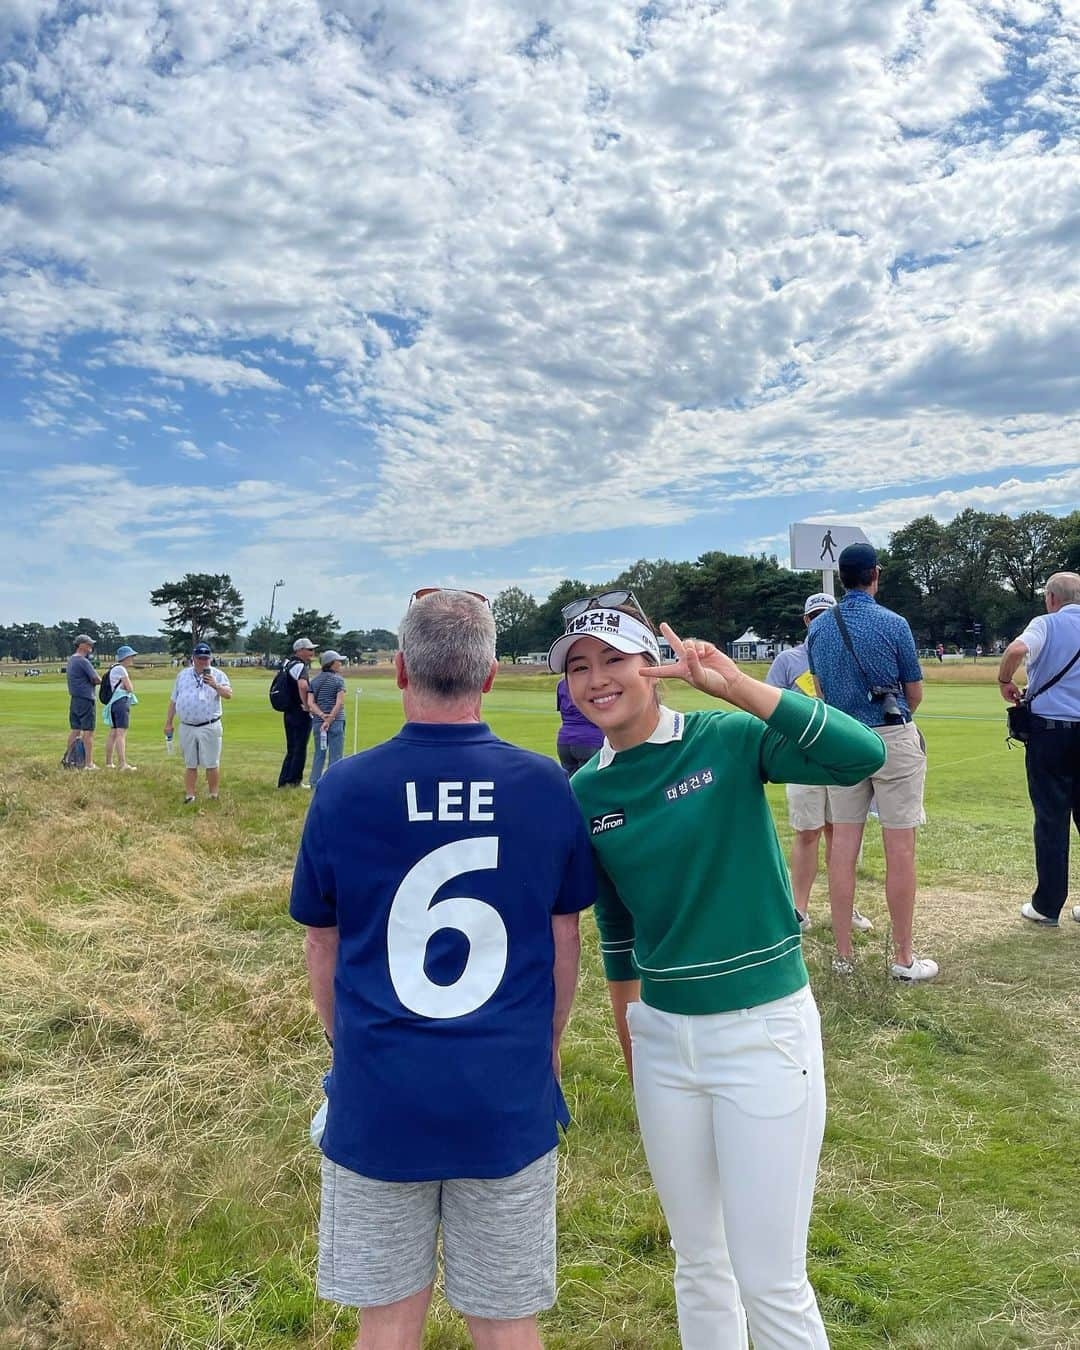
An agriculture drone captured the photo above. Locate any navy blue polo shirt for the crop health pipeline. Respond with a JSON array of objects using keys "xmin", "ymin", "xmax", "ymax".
[
  {"xmin": 290, "ymin": 721, "xmax": 596, "ymax": 1181},
  {"xmin": 806, "ymin": 591, "xmax": 923, "ymax": 726}
]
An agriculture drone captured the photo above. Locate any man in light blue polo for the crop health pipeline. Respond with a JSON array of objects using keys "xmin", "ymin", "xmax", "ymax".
[
  {"xmin": 806, "ymin": 543, "xmax": 938, "ymax": 981},
  {"xmin": 998, "ymin": 571, "xmax": 1080, "ymax": 927}
]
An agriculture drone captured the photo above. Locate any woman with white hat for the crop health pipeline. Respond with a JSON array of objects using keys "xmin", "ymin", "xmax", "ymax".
[
  {"xmin": 307, "ymin": 650, "xmax": 347, "ymax": 786},
  {"xmin": 548, "ymin": 593, "xmax": 885, "ymax": 1350}
]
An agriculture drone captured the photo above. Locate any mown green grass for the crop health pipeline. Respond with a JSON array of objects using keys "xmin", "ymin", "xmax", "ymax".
[{"xmin": 1, "ymin": 670, "xmax": 1078, "ymax": 1349}]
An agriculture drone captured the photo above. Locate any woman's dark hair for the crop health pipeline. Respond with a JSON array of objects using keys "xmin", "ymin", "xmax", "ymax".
[{"xmin": 610, "ymin": 603, "xmax": 660, "ymax": 668}]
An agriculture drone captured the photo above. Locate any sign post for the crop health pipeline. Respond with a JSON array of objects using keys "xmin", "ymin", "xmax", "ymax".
[{"xmin": 789, "ymin": 521, "xmax": 872, "ymax": 595}]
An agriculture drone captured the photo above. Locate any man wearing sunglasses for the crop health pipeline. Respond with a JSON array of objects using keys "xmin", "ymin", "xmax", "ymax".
[{"xmin": 290, "ymin": 587, "xmax": 595, "ymax": 1350}]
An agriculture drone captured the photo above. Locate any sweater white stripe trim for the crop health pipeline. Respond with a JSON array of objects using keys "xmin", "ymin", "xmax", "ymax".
[
  {"xmin": 644, "ymin": 939, "xmax": 803, "ymax": 982},
  {"xmin": 634, "ymin": 932, "xmax": 801, "ymax": 973},
  {"xmin": 801, "ymin": 699, "xmax": 829, "ymax": 750},
  {"xmin": 795, "ymin": 698, "xmax": 822, "ymax": 747}
]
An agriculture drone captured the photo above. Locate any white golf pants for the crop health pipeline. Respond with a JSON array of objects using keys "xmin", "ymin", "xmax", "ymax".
[{"xmin": 627, "ymin": 986, "xmax": 830, "ymax": 1349}]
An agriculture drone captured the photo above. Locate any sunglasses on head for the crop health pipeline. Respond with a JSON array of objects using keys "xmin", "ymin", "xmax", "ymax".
[
  {"xmin": 409, "ymin": 587, "xmax": 490, "ymax": 607},
  {"xmin": 561, "ymin": 588, "xmax": 648, "ymax": 624}
]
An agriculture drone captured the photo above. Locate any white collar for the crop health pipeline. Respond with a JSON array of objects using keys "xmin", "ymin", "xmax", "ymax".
[{"xmin": 597, "ymin": 704, "xmax": 685, "ymax": 769}]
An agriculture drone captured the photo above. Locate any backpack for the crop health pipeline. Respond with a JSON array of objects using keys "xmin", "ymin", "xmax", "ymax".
[
  {"xmin": 61, "ymin": 739, "xmax": 86, "ymax": 769},
  {"xmin": 98, "ymin": 666, "xmax": 119, "ymax": 705},
  {"xmin": 269, "ymin": 660, "xmax": 302, "ymax": 712}
]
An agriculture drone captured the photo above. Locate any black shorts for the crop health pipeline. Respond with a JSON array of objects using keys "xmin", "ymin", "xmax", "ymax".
[{"xmin": 69, "ymin": 696, "xmax": 96, "ymax": 731}]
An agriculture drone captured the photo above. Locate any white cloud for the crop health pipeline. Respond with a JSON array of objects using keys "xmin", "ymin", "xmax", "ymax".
[{"xmin": 0, "ymin": 0, "xmax": 1077, "ymax": 585}]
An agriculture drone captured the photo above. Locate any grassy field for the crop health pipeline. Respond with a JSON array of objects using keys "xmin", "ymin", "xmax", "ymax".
[{"xmin": 1, "ymin": 667, "xmax": 1078, "ymax": 1349}]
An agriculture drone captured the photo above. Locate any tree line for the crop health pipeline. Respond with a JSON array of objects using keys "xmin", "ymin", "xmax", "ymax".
[
  {"xmin": 3, "ymin": 510, "xmax": 1077, "ymax": 663},
  {"xmin": 0, "ymin": 575, "xmax": 396, "ymax": 662},
  {"xmin": 491, "ymin": 509, "xmax": 1080, "ymax": 658}
]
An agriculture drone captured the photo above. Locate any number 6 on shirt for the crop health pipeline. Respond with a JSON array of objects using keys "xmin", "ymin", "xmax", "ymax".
[{"xmin": 387, "ymin": 837, "xmax": 508, "ymax": 1019}]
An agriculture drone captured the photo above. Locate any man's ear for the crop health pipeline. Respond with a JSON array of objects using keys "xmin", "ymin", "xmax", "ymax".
[
  {"xmin": 481, "ymin": 659, "xmax": 498, "ymax": 694},
  {"xmin": 395, "ymin": 650, "xmax": 408, "ymax": 690}
]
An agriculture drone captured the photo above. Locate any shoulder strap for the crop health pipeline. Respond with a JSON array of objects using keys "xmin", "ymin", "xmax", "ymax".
[
  {"xmin": 831, "ymin": 604, "xmax": 874, "ymax": 698},
  {"xmin": 1026, "ymin": 641, "xmax": 1080, "ymax": 704}
]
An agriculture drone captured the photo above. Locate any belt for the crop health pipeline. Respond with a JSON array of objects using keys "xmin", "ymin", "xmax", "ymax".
[
  {"xmin": 182, "ymin": 716, "xmax": 221, "ymax": 727},
  {"xmin": 1033, "ymin": 715, "xmax": 1080, "ymax": 730}
]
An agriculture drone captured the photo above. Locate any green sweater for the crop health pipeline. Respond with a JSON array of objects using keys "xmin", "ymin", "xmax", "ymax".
[{"xmin": 570, "ymin": 690, "xmax": 886, "ymax": 1015}]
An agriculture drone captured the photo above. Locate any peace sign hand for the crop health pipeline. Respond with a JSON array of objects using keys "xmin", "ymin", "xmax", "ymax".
[{"xmin": 641, "ymin": 623, "xmax": 748, "ymax": 703}]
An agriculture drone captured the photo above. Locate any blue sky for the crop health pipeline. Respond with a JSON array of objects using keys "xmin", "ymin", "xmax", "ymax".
[{"xmin": 1, "ymin": 0, "xmax": 1078, "ymax": 633}]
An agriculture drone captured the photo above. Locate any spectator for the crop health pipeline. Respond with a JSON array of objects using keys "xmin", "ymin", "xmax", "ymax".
[
  {"xmin": 163, "ymin": 642, "xmax": 233, "ymax": 804},
  {"xmin": 806, "ymin": 543, "xmax": 937, "ymax": 981},
  {"xmin": 765, "ymin": 594, "xmax": 874, "ymax": 936},
  {"xmin": 555, "ymin": 675, "xmax": 604, "ymax": 776},
  {"xmin": 65, "ymin": 634, "xmax": 100, "ymax": 769},
  {"xmin": 551, "ymin": 602, "xmax": 883, "ymax": 1348},
  {"xmin": 290, "ymin": 589, "xmax": 594, "ymax": 1348},
  {"xmin": 103, "ymin": 645, "xmax": 138, "ymax": 771},
  {"xmin": 998, "ymin": 571, "xmax": 1080, "ymax": 927},
  {"xmin": 279, "ymin": 637, "xmax": 316, "ymax": 789},
  {"xmin": 308, "ymin": 650, "xmax": 347, "ymax": 787},
  {"xmin": 935, "ymin": 643, "xmax": 944, "ymax": 663}
]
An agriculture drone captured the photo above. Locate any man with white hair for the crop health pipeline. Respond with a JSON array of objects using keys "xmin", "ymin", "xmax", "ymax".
[
  {"xmin": 290, "ymin": 588, "xmax": 595, "ymax": 1350},
  {"xmin": 998, "ymin": 571, "xmax": 1080, "ymax": 927}
]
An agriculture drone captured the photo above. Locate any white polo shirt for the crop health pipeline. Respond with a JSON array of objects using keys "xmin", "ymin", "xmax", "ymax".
[{"xmin": 171, "ymin": 665, "xmax": 231, "ymax": 724}]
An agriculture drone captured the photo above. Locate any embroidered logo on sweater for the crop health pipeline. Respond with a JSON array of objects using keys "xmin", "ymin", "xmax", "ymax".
[
  {"xmin": 663, "ymin": 767, "xmax": 714, "ymax": 802},
  {"xmin": 591, "ymin": 810, "xmax": 626, "ymax": 835}
]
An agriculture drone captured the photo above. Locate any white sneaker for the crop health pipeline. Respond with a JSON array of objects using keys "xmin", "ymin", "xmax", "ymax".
[
  {"xmin": 851, "ymin": 908, "xmax": 874, "ymax": 932},
  {"xmin": 121, "ymin": 764, "xmax": 137, "ymax": 772},
  {"xmin": 796, "ymin": 910, "xmax": 812, "ymax": 932},
  {"xmin": 890, "ymin": 956, "xmax": 939, "ymax": 982},
  {"xmin": 832, "ymin": 956, "xmax": 855, "ymax": 976},
  {"xmin": 1072, "ymin": 906, "xmax": 1080, "ymax": 923},
  {"xmin": 1020, "ymin": 902, "xmax": 1058, "ymax": 927},
  {"xmin": 85, "ymin": 763, "xmax": 99, "ymax": 771}
]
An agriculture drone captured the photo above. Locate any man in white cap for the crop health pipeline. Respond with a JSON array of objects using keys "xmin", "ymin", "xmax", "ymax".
[
  {"xmin": 279, "ymin": 637, "xmax": 317, "ymax": 788},
  {"xmin": 765, "ymin": 595, "xmax": 874, "ymax": 935}
]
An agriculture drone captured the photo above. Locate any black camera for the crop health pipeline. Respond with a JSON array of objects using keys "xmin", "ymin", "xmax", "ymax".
[{"xmin": 870, "ymin": 686, "xmax": 904, "ymax": 725}]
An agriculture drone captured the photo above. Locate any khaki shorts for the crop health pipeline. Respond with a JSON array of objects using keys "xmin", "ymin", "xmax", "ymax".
[
  {"xmin": 826, "ymin": 722, "xmax": 926, "ymax": 829},
  {"xmin": 786, "ymin": 782, "xmax": 831, "ymax": 832}
]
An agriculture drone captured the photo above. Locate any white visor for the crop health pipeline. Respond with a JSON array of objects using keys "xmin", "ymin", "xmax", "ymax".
[{"xmin": 548, "ymin": 609, "xmax": 661, "ymax": 673}]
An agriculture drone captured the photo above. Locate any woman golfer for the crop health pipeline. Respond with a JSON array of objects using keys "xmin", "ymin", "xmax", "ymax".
[{"xmin": 549, "ymin": 596, "xmax": 885, "ymax": 1350}]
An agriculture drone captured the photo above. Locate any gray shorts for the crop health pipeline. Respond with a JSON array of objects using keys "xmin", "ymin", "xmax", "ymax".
[
  {"xmin": 69, "ymin": 696, "xmax": 96, "ymax": 731},
  {"xmin": 318, "ymin": 1149, "xmax": 557, "ymax": 1319},
  {"xmin": 109, "ymin": 699, "xmax": 131, "ymax": 729},
  {"xmin": 178, "ymin": 720, "xmax": 222, "ymax": 769}
]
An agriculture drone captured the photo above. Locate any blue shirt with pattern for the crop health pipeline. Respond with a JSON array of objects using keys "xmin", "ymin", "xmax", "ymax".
[{"xmin": 806, "ymin": 591, "xmax": 922, "ymax": 727}]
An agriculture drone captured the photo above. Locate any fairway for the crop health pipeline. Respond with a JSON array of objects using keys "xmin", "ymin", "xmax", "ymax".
[{"xmin": 1, "ymin": 669, "xmax": 1078, "ymax": 1348}]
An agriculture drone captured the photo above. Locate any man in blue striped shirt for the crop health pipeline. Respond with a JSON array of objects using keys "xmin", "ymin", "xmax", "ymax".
[{"xmin": 807, "ymin": 543, "xmax": 938, "ymax": 982}]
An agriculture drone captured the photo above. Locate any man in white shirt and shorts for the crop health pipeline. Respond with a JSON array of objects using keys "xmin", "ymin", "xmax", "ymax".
[{"xmin": 164, "ymin": 642, "xmax": 233, "ymax": 804}]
